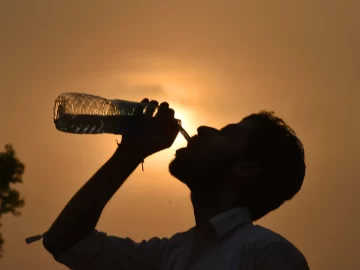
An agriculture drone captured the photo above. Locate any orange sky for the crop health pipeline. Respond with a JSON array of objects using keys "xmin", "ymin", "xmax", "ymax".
[{"xmin": 1, "ymin": 1, "xmax": 359, "ymax": 269}]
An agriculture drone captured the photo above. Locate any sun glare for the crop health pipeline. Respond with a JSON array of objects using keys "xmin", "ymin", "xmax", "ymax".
[
  {"xmin": 150, "ymin": 102, "xmax": 197, "ymax": 165},
  {"xmin": 172, "ymin": 104, "xmax": 195, "ymax": 150}
]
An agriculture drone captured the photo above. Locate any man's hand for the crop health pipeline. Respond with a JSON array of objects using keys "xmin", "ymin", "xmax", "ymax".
[{"xmin": 120, "ymin": 99, "xmax": 180, "ymax": 159}]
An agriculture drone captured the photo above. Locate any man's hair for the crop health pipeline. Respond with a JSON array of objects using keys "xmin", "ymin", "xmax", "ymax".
[{"xmin": 240, "ymin": 111, "xmax": 306, "ymax": 221}]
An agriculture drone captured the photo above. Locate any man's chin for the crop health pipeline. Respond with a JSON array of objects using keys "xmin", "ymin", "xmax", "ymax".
[
  {"xmin": 168, "ymin": 157, "xmax": 192, "ymax": 184},
  {"xmin": 169, "ymin": 159, "xmax": 224, "ymax": 196},
  {"xmin": 168, "ymin": 157, "xmax": 183, "ymax": 178}
]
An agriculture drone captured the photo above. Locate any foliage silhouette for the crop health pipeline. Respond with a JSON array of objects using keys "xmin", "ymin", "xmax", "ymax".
[{"xmin": 0, "ymin": 144, "xmax": 25, "ymax": 257}]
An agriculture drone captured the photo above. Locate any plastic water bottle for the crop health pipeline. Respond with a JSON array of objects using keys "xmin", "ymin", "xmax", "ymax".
[{"xmin": 53, "ymin": 92, "xmax": 191, "ymax": 141}]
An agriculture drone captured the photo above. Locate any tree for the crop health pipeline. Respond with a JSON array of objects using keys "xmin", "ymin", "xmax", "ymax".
[{"xmin": 0, "ymin": 144, "xmax": 25, "ymax": 257}]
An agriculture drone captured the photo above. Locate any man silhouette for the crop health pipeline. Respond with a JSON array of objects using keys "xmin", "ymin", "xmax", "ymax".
[{"xmin": 43, "ymin": 99, "xmax": 309, "ymax": 269}]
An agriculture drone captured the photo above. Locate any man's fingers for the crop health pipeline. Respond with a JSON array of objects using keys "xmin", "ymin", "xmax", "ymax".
[
  {"xmin": 156, "ymin": 102, "xmax": 169, "ymax": 119},
  {"xmin": 144, "ymin": 100, "xmax": 158, "ymax": 117},
  {"xmin": 156, "ymin": 103, "xmax": 176, "ymax": 120},
  {"xmin": 166, "ymin": 108, "xmax": 175, "ymax": 119},
  {"xmin": 134, "ymin": 98, "xmax": 149, "ymax": 115}
]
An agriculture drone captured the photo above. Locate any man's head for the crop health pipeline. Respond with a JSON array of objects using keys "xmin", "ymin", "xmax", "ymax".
[{"xmin": 169, "ymin": 111, "xmax": 306, "ymax": 221}]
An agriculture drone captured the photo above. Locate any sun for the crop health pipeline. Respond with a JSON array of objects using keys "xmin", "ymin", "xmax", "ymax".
[
  {"xmin": 151, "ymin": 102, "xmax": 196, "ymax": 164},
  {"xmin": 148, "ymin": 103, "xmax": 194, "ymax": 166},
  {"xmin": 171, "ymin": 103, "xmax": 197, "ymax": 149}
]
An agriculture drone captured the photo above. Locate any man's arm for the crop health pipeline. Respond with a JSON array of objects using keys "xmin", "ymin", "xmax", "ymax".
[
  {"xmin": 42, "ymin": 100, "xmax": 180, "ymax": 269},
  {"xmin": 42, "ymin": 143, "xmax": 143, "ymax": 256}
]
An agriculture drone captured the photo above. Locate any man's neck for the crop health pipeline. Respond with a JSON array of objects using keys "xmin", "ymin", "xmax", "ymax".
[{"xmin": 191, "ymin": 192, "xmax": 236, "ymax": 227}]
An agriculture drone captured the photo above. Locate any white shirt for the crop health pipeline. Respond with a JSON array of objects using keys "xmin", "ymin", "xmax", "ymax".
[{"xmin": 55, "ymin": 207, "xmax": 309, "ymax": 270}]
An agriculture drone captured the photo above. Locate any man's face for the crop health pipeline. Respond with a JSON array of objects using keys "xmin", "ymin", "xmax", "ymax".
[{"xmin": 169, "ymin": 119, "xmax": 254, "ymax": 194}]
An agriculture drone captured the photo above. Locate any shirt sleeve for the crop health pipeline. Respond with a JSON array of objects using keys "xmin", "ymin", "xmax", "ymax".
[
  {"xmin": 253, "ymin": 241, "xmax": 310, "ymax": 270},
  {"xmin": 54, "ymin": 230, "xmax": 169, "ymax": 270}
]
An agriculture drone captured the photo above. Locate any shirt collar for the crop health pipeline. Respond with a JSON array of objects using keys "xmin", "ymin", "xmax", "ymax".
[{"xmin": 208, "ymin": 207, "xmax": 252, "ymax": 237}]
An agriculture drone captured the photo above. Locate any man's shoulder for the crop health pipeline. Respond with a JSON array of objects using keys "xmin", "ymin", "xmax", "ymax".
[
  {"xmin": 243, "ymin": 224, "xmax": 294, "ymax": 243},
  {"xmin": 240, "ymin": 225, "xmax": 307, "ymax": 260},
  {"xmin": 166, "ymin": 227, "xmax": 194, "ymax": 243}
]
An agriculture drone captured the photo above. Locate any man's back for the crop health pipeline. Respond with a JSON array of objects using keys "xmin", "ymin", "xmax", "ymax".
[{"xmin": 55, "ymin": 207, "xmax": 309, "ymax": 270}]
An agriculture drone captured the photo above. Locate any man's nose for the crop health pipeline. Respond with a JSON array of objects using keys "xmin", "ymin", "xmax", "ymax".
[{"xmin": 197, "ymin": 126, "xmax": 218, "ymax": 136}]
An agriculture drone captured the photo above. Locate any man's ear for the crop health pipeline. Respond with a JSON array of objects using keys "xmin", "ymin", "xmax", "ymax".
[{"xmin": 231, "ymin": 160, "xmax": 260, "ymax": 178}]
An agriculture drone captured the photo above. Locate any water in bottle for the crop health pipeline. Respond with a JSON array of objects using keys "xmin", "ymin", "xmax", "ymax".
[{"xmin": 53, "ymin": 92, "xmax": 191, "ymax": 141}]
